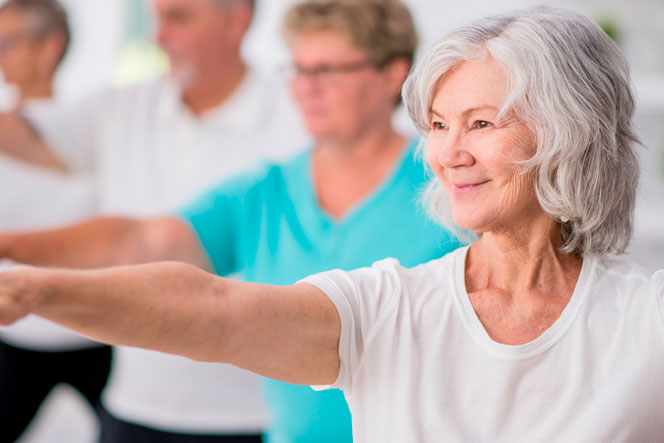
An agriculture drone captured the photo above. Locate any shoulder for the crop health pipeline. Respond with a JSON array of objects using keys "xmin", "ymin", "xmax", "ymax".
[
  {"xmin": 306, "ymin": 247, "xmax": 463, "ymax": 307},
  {"xmin": 593, "ymin": 255, "xmax": 658, "ymax": 293},
  {"xmin": 586, "ymin": 255, "xmax": 664, "ymax": 317}
]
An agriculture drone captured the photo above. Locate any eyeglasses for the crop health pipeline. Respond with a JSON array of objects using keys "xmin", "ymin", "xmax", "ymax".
[
  {"xmin": 285, "ymin": 59, "xmax": 376, "ymax": 85},
  {"xmin": 0, "ymin": 34, "xmax": 32, "ymax": 54}
]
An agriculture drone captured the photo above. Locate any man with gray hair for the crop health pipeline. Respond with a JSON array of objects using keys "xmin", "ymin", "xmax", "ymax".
[{"xmin": 0, "ymin": 0, "xmax": 307, "ymax": 441}]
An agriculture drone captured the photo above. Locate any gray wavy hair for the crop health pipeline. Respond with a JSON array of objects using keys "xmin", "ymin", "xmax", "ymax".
[{"xmin": 402, "ymin": 5, "xmax": 641, "ymax": 257}]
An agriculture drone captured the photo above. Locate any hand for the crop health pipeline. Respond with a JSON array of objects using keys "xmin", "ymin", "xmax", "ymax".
[{"xmin": 0, "ymin": 266, "xmax": 45, "ymax": 326}]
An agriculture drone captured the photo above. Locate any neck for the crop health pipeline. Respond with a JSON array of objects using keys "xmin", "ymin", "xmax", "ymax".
[
  {"xmin": 312, "ymin": 120, "xmax": 406, "ymax": 218},
  {"xmin": 181, "ymin": 56, "xmax": 246, "ymax": 116},
  {"xmin": 315, "ymin": 116, "xmax": 404, "ymax": 166},
  {"xmin": 467, "ymin": 212, "xmax": 582, "ymax": 298},
  {"xmin": 19, "ymin": 78, "xmax": 54, "ymax": 102}
]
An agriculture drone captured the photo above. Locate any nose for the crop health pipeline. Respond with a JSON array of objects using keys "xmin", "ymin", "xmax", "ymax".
[{"xmin": 431, "ymin": 128, "xmax": 475, "ymax": 169}]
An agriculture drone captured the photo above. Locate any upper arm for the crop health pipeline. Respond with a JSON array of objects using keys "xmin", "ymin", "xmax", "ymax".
[{"xmin": 217, "ymin": 280, "xmax": 341, "ymax": 386}]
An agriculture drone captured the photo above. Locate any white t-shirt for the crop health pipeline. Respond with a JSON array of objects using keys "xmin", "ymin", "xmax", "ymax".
[
  {"xmin": 27, "ymin": 70, "xmax": 310, "ymax": 433},
  {"xmin": 0, "ymin": 99, "xmax": 101, "ymax": 351},
  {"xmin": 304, "ymin": 246, "xmax": 664, "ymax": 442}
]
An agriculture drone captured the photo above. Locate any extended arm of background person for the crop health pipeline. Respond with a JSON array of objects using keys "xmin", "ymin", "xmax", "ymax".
[
  {"xmin": 0, "ymin": 261, "xmax": 341, "ymax": 385},
  {"xmin": 0, "ymin": 112, "xmax": 68, "ymax": 172},
  {"xmin": 0, "ymin": 216, "xmax": 211, "ymax": 272}
]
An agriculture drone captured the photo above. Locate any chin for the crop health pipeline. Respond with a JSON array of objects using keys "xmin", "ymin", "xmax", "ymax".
[
  {"xmin": 304, "ymin": 121, "xmax": 335, "ymax": 139},
  {"xmin": 450, "ymin": 209, "xmax": 491, "ymax": 234},
  {"xmin": 169, "ymin": 64, "xmax": 197, "ymax": 89}
]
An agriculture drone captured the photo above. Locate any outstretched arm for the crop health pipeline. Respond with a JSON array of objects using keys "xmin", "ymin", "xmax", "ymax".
[
  {"xmin": 0, "ymin": 216, "xmax": 211, "ymax": 271},
  {"xmin": 0, "ymin": 112, "xmax": 68, "ymax": 172},
  {"xmin": 0, "ymin": 262, "xmax": 341, "ymax": 385}
]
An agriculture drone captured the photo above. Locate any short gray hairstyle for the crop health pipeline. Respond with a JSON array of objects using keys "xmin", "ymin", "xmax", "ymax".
[
  {"xmin": 402, "ymin": 5, "xmax": 641, "ymax": 257},
  {"xmin": 0, "ymin": 0, "xmax": 70, "ymax": 65}
]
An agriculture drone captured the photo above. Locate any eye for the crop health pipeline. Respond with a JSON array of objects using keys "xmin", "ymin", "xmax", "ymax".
[
  {"xmin": 431, "ymin": 121, "xmax": 447, "ymax": 131},
  {"xmin": 473, "ymin": 120, "xmax": 492, "ymax": 129}
]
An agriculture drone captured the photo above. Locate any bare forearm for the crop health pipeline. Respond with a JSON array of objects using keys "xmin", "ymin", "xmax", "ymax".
[
  {"xmin": 0, "ymin": 261, "xmax": 341, "ymax": 384},
  {"xmin": 0, "ymin": 217, "xmax": 149, "ymax": 268},
  {"xmin": 29, "ymin": 262, "xmax": 230, "ymax": 360},
  {"xmin": 0, "ymin": 216, "xmax": 209, "ymax": 270}
]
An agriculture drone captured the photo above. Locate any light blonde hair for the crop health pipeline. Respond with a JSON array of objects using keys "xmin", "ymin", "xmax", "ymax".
[{"xmin": 283, "ymin": 0, "xmax": 418, "ymax": 69}]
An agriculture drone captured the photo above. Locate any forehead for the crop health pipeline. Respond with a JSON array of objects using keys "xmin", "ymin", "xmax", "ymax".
[
  {"xmin": 0, "ymin": 7, "xmax": 32, "ymax": 32},
  {"xmin": 152, "ymin": 0, "xmax": 220, "ymax": 15},
  {"xmin": 291, "ymin": 29, "xmax": 364, "ymax": 62},
  {"xmin": 432, "ymin": 57, "xmax": 509, "ymax": 114}
]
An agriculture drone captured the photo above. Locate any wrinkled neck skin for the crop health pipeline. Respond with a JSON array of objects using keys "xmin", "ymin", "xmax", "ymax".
[{"xmin": 465, "ymin": 207, "xmax": 582, "ymax": 304}]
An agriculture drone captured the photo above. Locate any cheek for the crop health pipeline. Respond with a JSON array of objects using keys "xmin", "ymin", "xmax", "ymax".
[
  {"xmin": 425, "ymin": 138, "xmax": 444, "ymax": 178},
  {"xmin": 496, "ymin": 167, "xmax": 537, "ymax": 212}
]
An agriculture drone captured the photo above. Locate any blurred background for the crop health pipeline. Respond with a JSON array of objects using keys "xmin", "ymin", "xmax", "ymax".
[{"xmin": 1, "ymin": 0, "xmax": 661, "ymax": 441}]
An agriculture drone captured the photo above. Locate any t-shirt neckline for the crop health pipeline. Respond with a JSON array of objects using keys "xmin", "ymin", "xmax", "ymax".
[
  {"xmin": 304, "ymin": 137, "xmax": 419, "ymax": 227},
  {"xmin": 452, "ymin": 245, "xmax": 596, "ymax": 359}
]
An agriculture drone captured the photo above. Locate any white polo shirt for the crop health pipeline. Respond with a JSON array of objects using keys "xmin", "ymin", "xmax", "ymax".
[
  {"xmin": 27, "ymin": 70, "xmax": 310, "ymax": 433},
  {"xmin": 0, "ymin": 99, "xmax": 101, "ymax": 351}
]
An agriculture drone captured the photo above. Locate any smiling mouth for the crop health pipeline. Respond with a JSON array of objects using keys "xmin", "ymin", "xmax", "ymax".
[{"xmin": 451, "ymin": 180, "xmax": 491, "ymax": 194}]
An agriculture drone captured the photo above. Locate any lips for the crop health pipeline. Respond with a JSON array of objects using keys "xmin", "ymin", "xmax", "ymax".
[{"xmin": 451, "ymin": 180, "xmax": 490, "ymax": 194}]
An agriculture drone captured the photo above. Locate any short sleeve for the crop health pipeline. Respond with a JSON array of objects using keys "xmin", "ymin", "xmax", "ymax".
[
  {"xmin": 303, "ymin": 258, "xmax": 406, "ymax": 392},
  {"xmin": 174, "ymin": 165, "xmax": 270, "ymax": 276},
  {"xmin": 23, "ymin": 91, "xmax": 108, "ymax": 173}
]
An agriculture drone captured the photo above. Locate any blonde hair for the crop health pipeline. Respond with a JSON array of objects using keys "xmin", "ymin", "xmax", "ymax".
[{"xmin": 283, "ymin": 0, "xmax": 418, "ymax": 68}]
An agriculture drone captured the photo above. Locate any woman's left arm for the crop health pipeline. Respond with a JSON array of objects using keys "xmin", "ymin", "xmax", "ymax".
[{"xmin": 0, "ymin": 262, "xmax": 341, "ymax": 385}]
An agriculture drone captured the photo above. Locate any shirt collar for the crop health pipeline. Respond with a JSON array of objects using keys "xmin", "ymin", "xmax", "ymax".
[{"xmin": 158, "ymin": 68, "xmax": 271, "ymax": 131}]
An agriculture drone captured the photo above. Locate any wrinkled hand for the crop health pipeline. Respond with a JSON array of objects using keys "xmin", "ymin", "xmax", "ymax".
[{"xmin": 0, "ymin": 266, "xmax": 44, "ymax": 326}]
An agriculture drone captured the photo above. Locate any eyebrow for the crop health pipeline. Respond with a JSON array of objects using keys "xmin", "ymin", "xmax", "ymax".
[{"xmin": 429, "ymin": 105, "xmax": 499, "ymax": 119}]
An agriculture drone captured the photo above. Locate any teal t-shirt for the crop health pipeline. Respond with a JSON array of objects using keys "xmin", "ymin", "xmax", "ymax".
[{"xmin": 177, "ymin": 138, "xmax": 462, "ymax": 442}]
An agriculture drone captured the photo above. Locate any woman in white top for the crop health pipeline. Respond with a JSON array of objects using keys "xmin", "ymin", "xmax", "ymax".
[{"xmin": 1, "ymin": 6, "xmax": 663, "ymax": 442}]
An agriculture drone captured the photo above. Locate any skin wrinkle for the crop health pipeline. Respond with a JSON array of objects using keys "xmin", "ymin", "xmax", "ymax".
[{"xmin": 426, "ymin": 57, "xmax": 582, "ymax": 345}]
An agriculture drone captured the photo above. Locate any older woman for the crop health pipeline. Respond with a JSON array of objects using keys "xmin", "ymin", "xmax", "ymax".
[
  {"xmin": 0, "ymin": 0, "xmax": 460, "ymax": 442},
  {"xmin": 1, "ymin": 5, "xmax": 662, "ymax": 443}
]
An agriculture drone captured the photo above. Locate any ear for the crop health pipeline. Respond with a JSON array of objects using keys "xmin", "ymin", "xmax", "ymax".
[
  {"xmin": 37, "ymin": 31, "xmax": 67, "ymax": 76},
  {"xmin": 226, "ymin": 2, "xmax": 253, "ymax": 46},
  {"xmin": 382, "ymin": 57, "xmax": 411, "ymax": 103}
]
